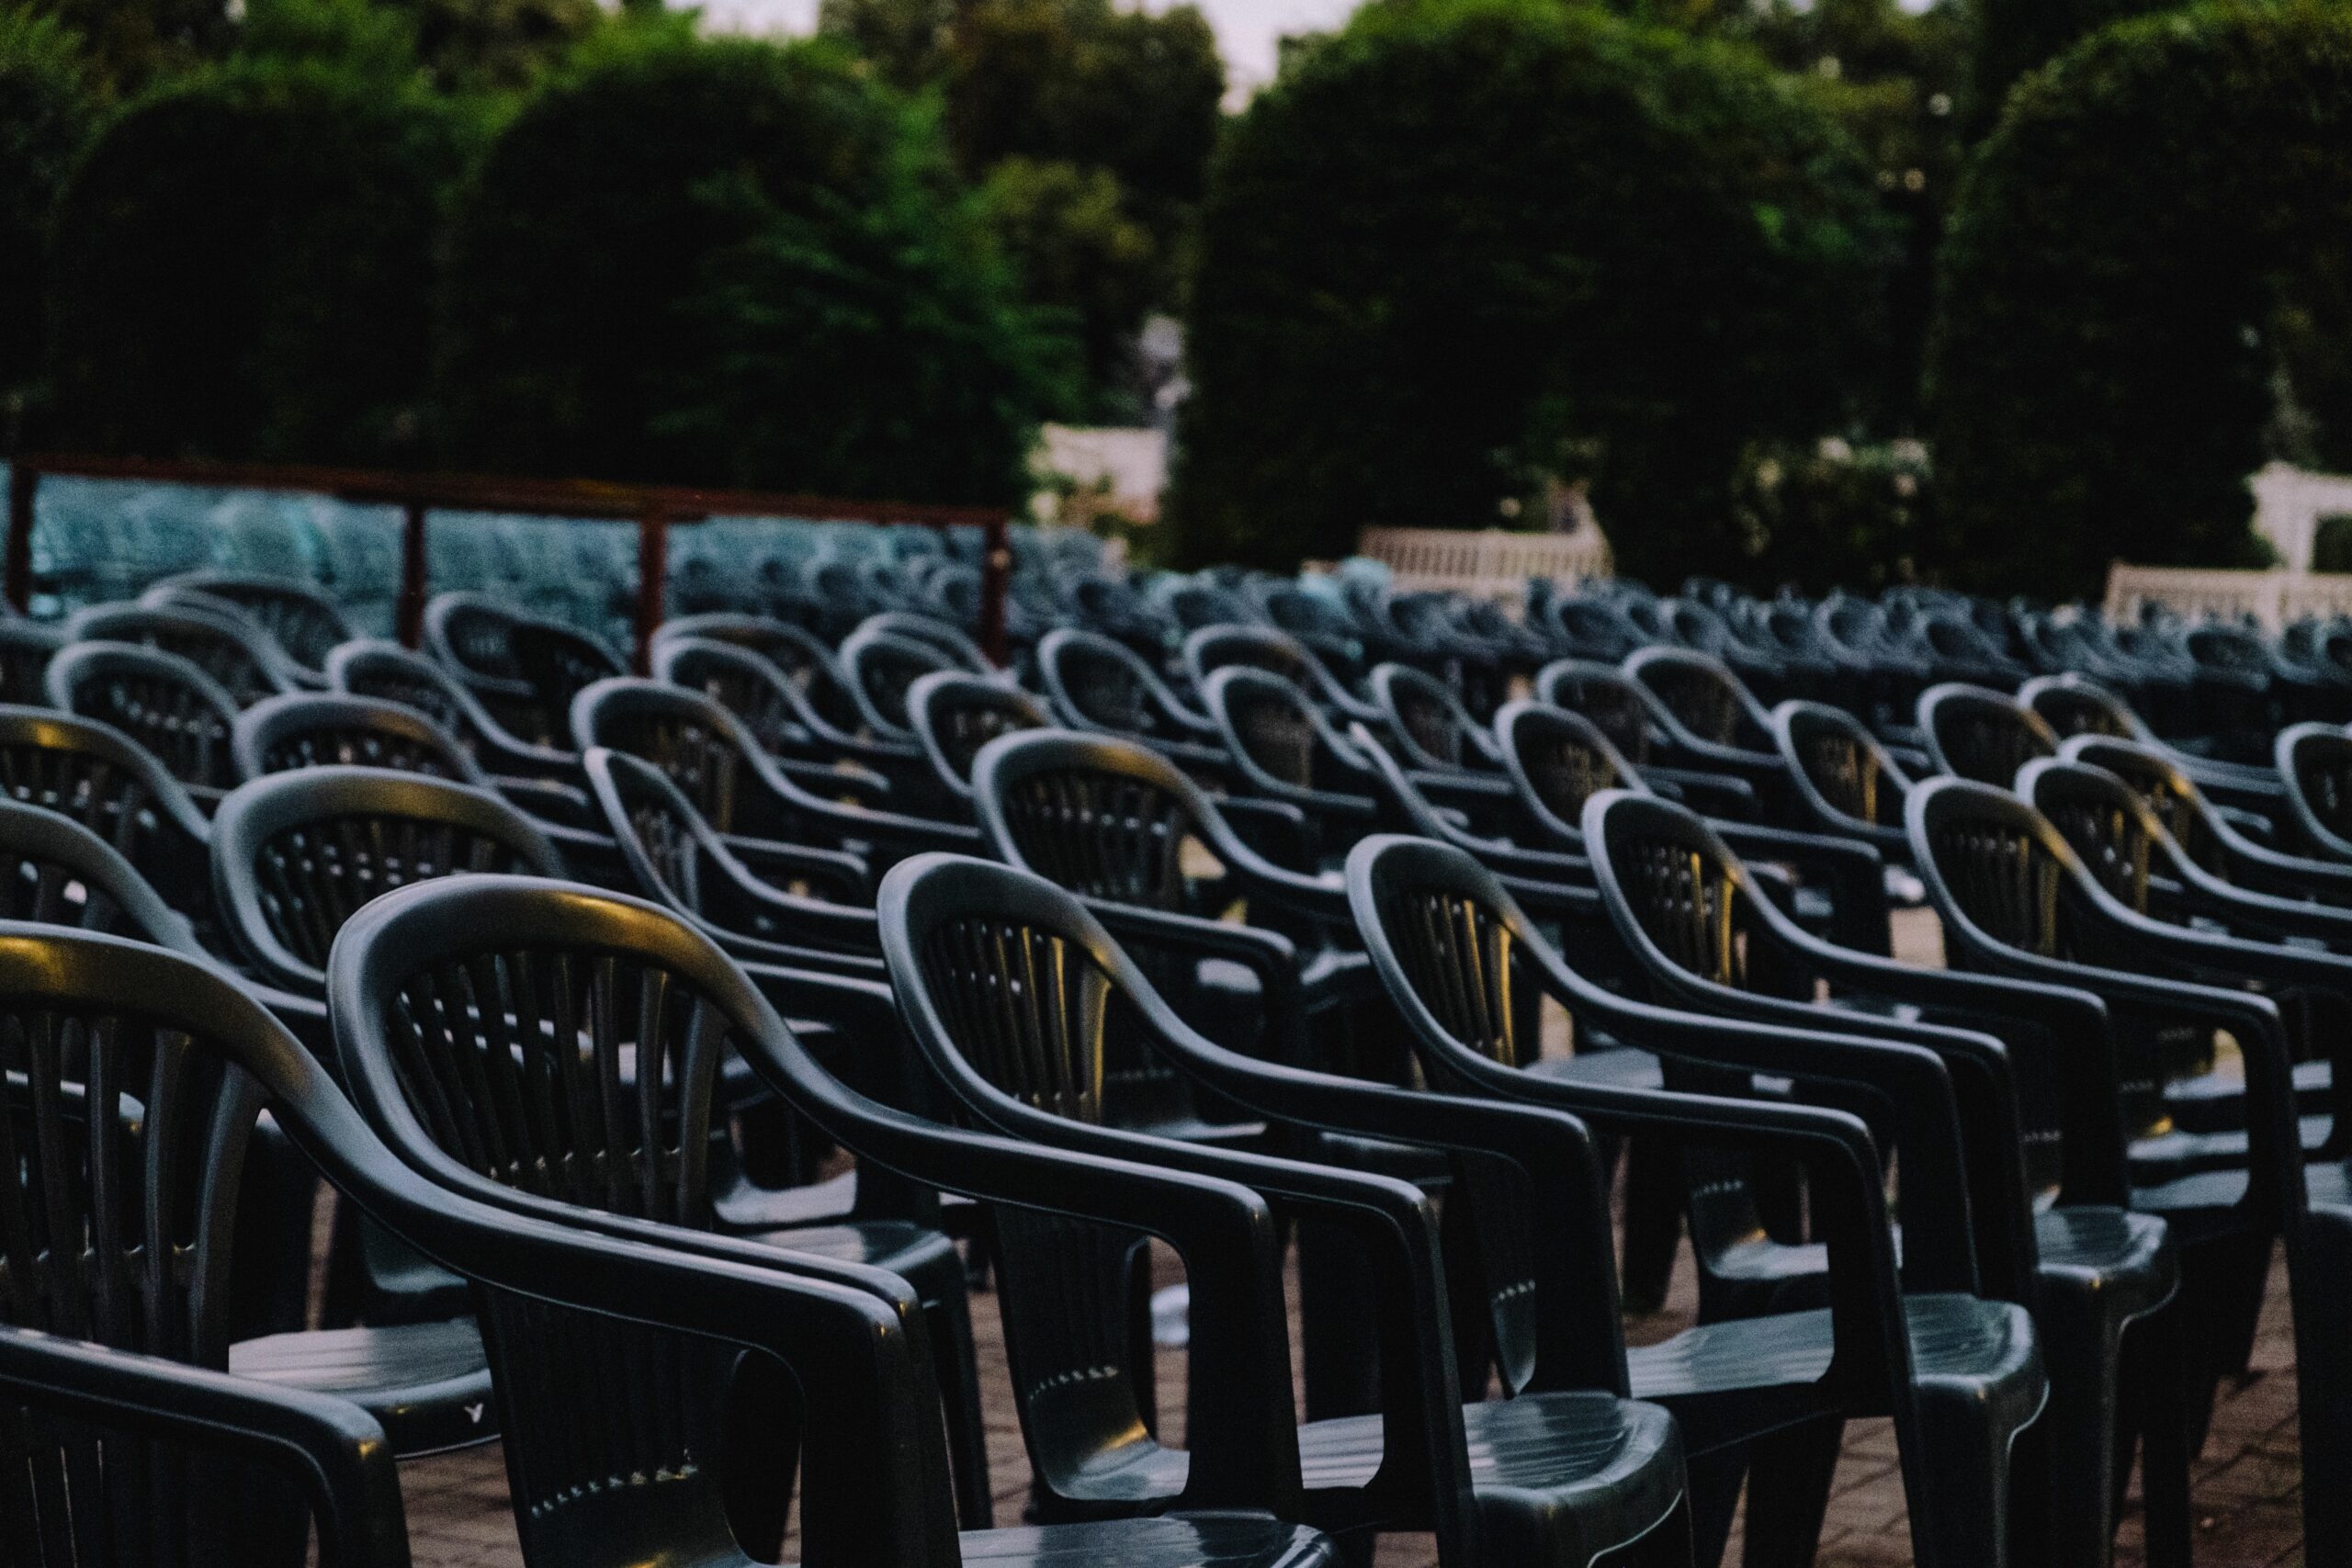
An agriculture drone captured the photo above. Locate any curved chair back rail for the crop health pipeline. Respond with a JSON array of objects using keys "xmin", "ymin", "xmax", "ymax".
[
  {"xmin": 210, "ymin": 767, "xmax": 563, "ymax": 993},
  {"xmin": 1491, "ymin": 700, "xmax": 1652, "ymax": 843},
  {"xmin": 854, "ymin": 612, "xmax": 993, "ymax": 674},
  {"xmin": 0, "ymin": 795, "xmax": 208, "ymax": 953},
  {"xmin": 2277, "ymin": 722, "xmax": 2352, "ymax": 863},
  {"xmin": 655, "ymin": 615, "xmax": 869, "ymax": 731},
  {"xmin": 2018, "ymin": 673, "xmax": 2147, "ymax": 745},
  {"xmin": 45, "ymin": 640, "xmax": 245, "ymax": 799},
  {"xmin": 904, "ymin": 670, "xmax": 1049, "ymax": 803},
  {"xmin": 63, "ymin": 602, "xmax": 302, "ymax": 705},
  {"xmin": 1623, "ymin": 646, "xmax": 1777, "ymax": 752},
  {"xmin": 0, "ymin": 704, "xmax": 216, "ymax": 930},
  {"xmin": 1182, "ymin": 625, "xmax": 1314, "ymax": 694},
  {"xmin": 1368, "ymin": 662, "xmax": 1504, "ymax": 776},
  {"xmin": 0, "ymin": 621, "xmax": 63, "ymax": 706},
  {"xmin": 423, "ymin": 592, "xmax": 625, "ymax": 748},
  {"xmin": 838, "ymin": 626, "xmax": 958, "ymax": 741},
  {"xmin": 652, "ymin": 635, "xmax": 896, "ymax": 763},
  {"xmin": 1917, "ymin": 682, "xmax": 2059, "ymax": 786},
  {"xmin": 1770, "ymin": 698, "xmax": 1915, "ymax": 854},
  {"xmin": 325, "ymin": 639, "xmax": 579, "ymax": 783},
  {"xmin": 1036, "ymin": 628, "xmax": 1220, "ymax": 745},
  {"xmin": 233, "ymin": 692, "xmax": 487, "ymax": 784},
  {"xmin": 1201, "ymin": 666, "xmax": 1378, "ymax": 815},
  {"xmin": 145, "ymin": 570, "xmax": 359, "ymax": 675},
  {"xmin": 1533, "ymin": 659, "xmax": 1667, "ymax": 764}
]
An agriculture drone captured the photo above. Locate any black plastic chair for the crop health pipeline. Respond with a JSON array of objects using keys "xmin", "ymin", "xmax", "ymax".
[
  {"xmin": 1582, "ymin": 788, "xmax": 2182, "ymax": 1568},
  {"xmin": 145, "ymin": 570, "xmax": 358, "ymax": 681},
  {"xmin": 2020, "ymin": 672, "xmax": 2286, "ymax": 812},
  {"xmin": 1345, "ymin": 834, "xmax": 2046, "ymax": 1568},
  {"xmin": 329, "ymin": 875, "xmax": 1340, "ymax": 1563},
  {"xmin": 1770, "ymin": 698, "xmax": 1916, "ymax": 863},
  {"xmin": 1904, "ymin": 779, "xmax": 2329, "ymax": 1468},
  {"xmin": 2063, "ymin": 733, "xmax": 2352, "ymax": 908},
  {"xmin": 233, "ymin": 691, "xmax": 487, "ymax": 784},
  {"xmin": 838, "ymin": 623, "xmax": 957, "ymax": 742},
  {"xmin": 574, "ymin": 677, "xmax": 978, "ymax": 871},
  {"xmin": 66, "ymin": 600, "xmax": 304, "ymax": 705},
  {"xmin": 1619, "ymin": 649, "xmax": 1794, "ymax": 818},
  {"xmin": 854, "ymin": 609, "xmax": 993, "ymax": 673},
  {"xmin": 903, "ymin": 669, "xmax": 1049, "ymax": 811},
  {"xmin": 878, "ymin": 851, "xmax": 1695, "ymax": 1565},
  {"xmin": 1917, "ymin": 682, "xmax": 2057, "ymax": 785},
  {"xmin": 0, "ymin": 619, "xmax": 62, "ymax": 705},
  {"xmin": 653, "ymin": 632, "xmax": 929, "ymax": 796},
  {"xmin": 1182, "ymin": 624, "xmax": 1381, "ymax": 723},
  {"xmin": 424, "ymin": 591, "xmax": 626, "ymax": 750},
  {"xmin": 2276, "ymin": 722, "xmax": 2352, "ymax": 864},
  {"xmin": 1533, "ymin": 660, "xmax": 1765, "ymax": 820},
  {"xmin": 1200, "ymin": 666, "xmax": 1384, "ymax": 863},
  {"xmin": 1035, "ymin": 627, "xmax": 1235, "ymax": 778},
  {"xmin": 46, "ymin": 640, "xmax": 245, "ymax": 807}
]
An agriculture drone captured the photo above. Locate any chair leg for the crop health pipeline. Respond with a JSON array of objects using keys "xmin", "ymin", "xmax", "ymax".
[
  {"xmin": 2131, "ymin": 1301, "xmax": 2193, "ymax": 1568},
  {"xmin": 2294, "ymin": 1212, "xmax": 2352, "ymax": 1568},
  {"xmin": 1739, "ymin": 1418, "xmax": 1841, "ymax": 1568},
  {"xmin": 925, "ymin": 1266, "xmax": 995, "ymax": 1529},
  {"xmin": 1907, "ymin": 1385, "xmax": 2027, "ymax": 1568},
  {"xmin": 2013, "ymin": 1287, "xmax": 2123, "ymax": 1568},
  {"xmin": 1683, "ymin": 1447, "xmax": 1747, "ymax": 1568},
  {"xmin": 2176, "ymin": 1231, "xmax": 2273, "ymax": 1459},
  {"xmin": 1620, "ymin": 1135, "xmax": 1682, "ymax": 1315}
]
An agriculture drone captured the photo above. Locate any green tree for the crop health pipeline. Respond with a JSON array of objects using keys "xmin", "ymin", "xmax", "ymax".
[
  {"xmin": 814, "ymin": 0, "xmax": 954, "ymax": 88},
  {"xmin": 978, "ymin": 156, "xmax": 1157, "ymax": 422},
  {"xmin": 441, "ymin": 26, "xmax": 1060, "ymax": 502},
  {"xmin": 46, "ymin": 0, "xmax": 474, "ymax": 464},
  {"xmin": 380, "ymin": 0, "xmax": 602, "ymax": 92},
  {"xmin": 1927, "ymin": 0, "xmax": 2352, "ymax": 599},
  {"xmin": 1966, "ymin": 0, "xmax": 2184, "ymax": 124},
  {"xmin": 0, "ymin": 7, "xmax": 96, "ymax": 413},
  {"xmin": 1172, "ymin": 0, "xmax": 1893, "ymax": 581},
  {"xmin": 24, "ymin": 0, "xmax": 233, "ymax": 89}
]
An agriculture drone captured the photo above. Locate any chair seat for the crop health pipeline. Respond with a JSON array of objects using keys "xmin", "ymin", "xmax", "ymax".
[
  {"xmin": 956, "ymin": 1514, "xmax": 1338, "ymax": 1567},
  {"xmin": 2030, "ymin": 1205, "xmax": 2177, "ymax": 1321},
  {"xmin": 1629, "ymin": 1293, "xmax": 2039, "ymax": 1410},
  {"xmin": 1532, "ymin": 1048, "xmax": 1664, "ymax": 1091},
  {"xmin": 2163, "ymin": 1057, "xmax": 2330, "ymax": 1132},
  {"xmin": 231, "ymin": 1318, "xmax": 495, "ymax": 1457},
  {"xmin": 2128, "ymin": 1112, "xmax": 2332, "ymax": 1180}
]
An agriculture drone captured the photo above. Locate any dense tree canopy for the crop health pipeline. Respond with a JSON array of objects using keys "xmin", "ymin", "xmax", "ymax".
[
  {"xmin": 1171, "ymin": 0, "xmax": 1894, "ymax": 582},
  {"xmin": 0, "ymin": 8, "xmax": 95, "ymax": 410},
  {"xmin": 1928, "ymin": 0, "xmax": 2352, "ymax": 600}
]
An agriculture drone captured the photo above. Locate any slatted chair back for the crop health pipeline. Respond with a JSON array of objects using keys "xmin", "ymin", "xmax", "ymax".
[
  {"xmin": 1181, "ymin": 625, "xmax": 1311, "ymax": 694},
  {"xmin": 1623, "ymin": 647, "xmax": 1773, "ymax": 750},
  {"xmin": 144, "ymin": 573, "xmax": 356, "ymax": 677},
  {"xmin": 0, "ymin": 797, "xmax": 207, "ymax": 954},
  {"xmin": 325, "ymin": 639, "xmax": 473, "ymax": 739},
  {"xmin": 46, "ymin": 643, "xmax": 244, "ymax": 804},
  {"xmin": 2013, "ymin": 758, "xmax": 2185, "ymax": 919},
  {"xmin": 2059, "ymin": 736, "xmax": 2233, "ymax": 875},
  {"xmin": 854, "ymin": 612, "xmax": 991, "ymax": 674},
  {"xmin": 1203, "ymin": 667, "xmax": 1363, "ymax": 798},
  {"xmin": 571, "ymin": 679, "xmax": 790, "ymax": 840},
  {"xmin": 1491, "ymin": 700, "xmax": 1648, "ymax": 844},
  {"xmin": 656, "ymin": 615, "xmax": 865, "ymax": 733},
  {"xmin": 1904, "ymin": 776, "xmax": 2136, "ymax": 972},
  {"xmin": 1917, "ymin": 682, "xmax": 2058, "ymax": 786},
  {"xmin": 232, "ymin": 693, "xmax": 484, "ymax": 784},
  {"xmin": 210, "ymin": 768, "xmax": 561, "ymax": 994},
  {"xmin": 1036, "ymin": 627, "xmax": 1196, "ymax": 741},
  {"xmin": 1369, "ymin": 663, "xmax": 1497, "ymax": 773},
  {"xmin": 0, "ymin": 622, "xmax": 63, "ymax": 706},
  {"xmin": 421, "ymin": 592, "xmax": 526, "ymax": 686},
  {"xmin": 971, "ymin": 730, "xmax": 1207, "ymax": 915},
  {"xmin": 65, "ymin": 604, "xmax": 297, "ymax": 706},
  {"xmin": 1532, "ymin": 659, "xmax": 1660, "ymax": 763},
  {"xmin": 905, "ymin": 671, "xmax": 1047, "ymax": 804},
  {"xmin": 325, "ymin": 877, "xmax": 746, "ymax": 1568},
  {"xmin": 1575, "ymin": 788, "xmax": 1788, "ymax": 997},
  {"xmin": 2018, "ymin": 674, "xmax": 2146, "ymax": 745},
  {"xmin": 838, "ymin": 626, "xmax": 955, "ymax": 742},
  {"xmin": 0, "ymin": 925, "xmax": 296, "ymax": 1567},
  {"xmin": 1772, "ymin": 699, "xmax": 1915, "ymax": 853},
  {"xmin": 2278, "ymin": 722, "xmax": 2352, "ymax": 862},
  {"xmin": 653, "ymin": 636, "xmax": 831, "ymax": 757},
  {"xmin": 0, "ymin": 707, "xmax": 215, "ymax": 937}
]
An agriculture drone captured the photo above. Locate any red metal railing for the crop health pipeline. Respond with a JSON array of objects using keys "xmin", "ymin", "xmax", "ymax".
[{"xmin": 4, "ymin": 453, "xmax": 1014, "ymax": 671}]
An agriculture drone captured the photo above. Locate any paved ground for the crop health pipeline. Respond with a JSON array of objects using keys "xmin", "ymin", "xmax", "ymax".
[{"xmin": 394, "ymin": 908, "xmax": 2310, "ymax": 1566}]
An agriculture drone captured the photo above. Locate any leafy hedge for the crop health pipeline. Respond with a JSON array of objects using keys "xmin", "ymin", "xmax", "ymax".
[
  {"xmin": 0, "ymin": 9, "xmax": 95, "ymax": 407},
  {"xmin": 1168, "ymin": 0, "xmax": 1894, "ymax": 581},
  {"xmin": 1927, "ymin": 0, "xmax": 2352, "ymax": 600},
  {"xmin": 438, "ymin": 27, "xmax": 1060, "ymax": 503},
  {"xmin": 48, "ymin": 17, "xmax": 473, "ymax": 464}
]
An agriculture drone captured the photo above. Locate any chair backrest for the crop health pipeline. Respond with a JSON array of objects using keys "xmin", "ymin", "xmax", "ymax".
[
  {"xmin": 1772, "ymin": 698, "xmax": 1914, "ymax": 836},
  {"xmin": 1369, "ymin": 662, "xmax": 1495, "ymax": 773},
  {"xmin": 968, "ymin": 728, "xmax": 1208, "ymax": 914},
  {"xmin": 854, "ymin": 612, "xmax": 990, "ymax": 674},
  {"xmin": 572, "ymin": 678, "xmax": 786, "ymax": 840},
  {"xmin": 0, "ymin": 621, "xmax": 63, "ymax": 706},
  {"xmin": 1623, "ymin": 647, "xmax": 1772, "ymax": 750},
  {"xmin": 1492, "ymin": 700, "xmax": 1648, "ymax": 845},
  {"xmin": 0, "ymin": 796, "xmax": 207, "ymax": 955},
  {"xmin": 838, "ymin": 626, "xmax": 956, "ymax": 741},
  {"xmin": 45, "ymin": 642, "xmax": 244, "ymax": 798},
  {"xmin": 0, "ymin": 705, "xmax": 215, "ymax": 931},
  {"xmin": 904, "ymin": 671, "xmax": 1047, "ymax": 802},
  {"xmin": 2014, "ymin": 757, "xmax": 2176, "ymax": 917},
  {"xmin": 657, "ymin": 614, "xmax": 864, "ymax": 726},
  {"xmin": 652, "ymin": 636, "xmax": 831, "ymax": 755},
  {"xmin": 1035, "ymin": 627, "xmax": 1187, "ymax": 739},
  {"xmin": 64, "ymin": 603, "xmax": 297, "ymax": 706},
  {"xmin": 421, "ymin": 591, "xmax": 527, "ymax": 685},
  {"xmin": 1904, "ymin": 774, "xmax": 2122, "ymax": 965},
  {"xmin": 1345, "ymin": 835, "xmax": 1549, "ymax": 1070},
  {"xmin": 2017, "ymin": 674, "xmax": 2148, "ymax": 745},
  {"xmin": 209, "ymin": 767, "xmax": 562, "ymax": 992},
  {"xmin": 1181, "ymin": 625, "xmax": 1312, "ymax": 695},
  {"xmin": 1532, "ymin": 659, "xmax": 1659, "ymax": 763},
  {"xmin": 2277, "ymin": 721, "xmax": 2352, "ymax": 861},
  {"xmin": 1577, "ymin": 787, "xmax": 1779, "ymax": 993},
  {"xmin": 1202, "ymin": 666, "xmax": 1362, "ymax": 797},
  {"xmin": 145, "ymin": 571, "xmax": 357, "ymax": 673},
  {"xmin": 232, "ymin": 692, "xmax": 485, "ymax": 784},
  {"xmin": 2059, "ymin": 734, "xmax": 2231, "ymax": 874},
  {"xmin": 1917, "ymin": 682, "xmax": 2058, "ymax": 785},
  {"xmin": 326, "ymin": 637, "xmax": 474, "ymax": 737},
  {"xmin": 426, "ymin": 592, "xmax": 624, "ymax": 749}
]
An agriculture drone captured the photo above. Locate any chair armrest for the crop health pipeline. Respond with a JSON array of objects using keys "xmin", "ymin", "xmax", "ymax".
[
  {"xmin": 490, "ymin": 774, "xmax": 601, "ymax": 832},
  {"xmin": 0, "ymin": 1325, "xmax": 410, "ymax": 1568},
  {"xmin": 1714, "ymin": 823, "xmax": 1892, "ymax": 955},
  {"xmin": 772, "ymin": 754, "xmax": 894, "ymax": 806},
  {"xmin": 1639, "ymin": 764, "xmax": 1759, "ymax": 821},
  {"xmin": 720, "ymin": 834, "xmax": 875, "ymax": 903}
]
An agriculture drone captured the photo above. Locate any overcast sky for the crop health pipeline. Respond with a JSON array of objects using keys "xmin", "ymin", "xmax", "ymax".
[{"xmin": 688, "ymin": 0, "xmax": 1368, "ymax": 96}]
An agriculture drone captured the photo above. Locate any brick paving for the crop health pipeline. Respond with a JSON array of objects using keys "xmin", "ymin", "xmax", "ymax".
[{"xmin": 392, "ymin": 908, "xmax": 2310, "ymax": 1566}]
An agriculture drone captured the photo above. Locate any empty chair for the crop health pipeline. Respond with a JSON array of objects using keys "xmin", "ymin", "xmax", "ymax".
[
  {"xmin": 2277, "ymin": 722, "xmax": 2352, "ymax": 864},
  {"xmin": 327, "ymin": 637, "xmax": 575, "ymax": 784},
  {"xmin": 1346, "ymin": 834, "xmax": 2046, "ymax": 1568},
  {"xmin": 424, "ymin": 591, "xmax": 625, "ymax": 748},
  {"xmin": 1535, "ymin": 659, "xmax": 1765, "ymax": 820},
  {"xmin": 575, "ymin": 677, "xmax": 978, "ymax": 871},
  {"xmin": 2067, "ymin": 732, "xmax": 2352, "ymax": 908},
  {"xmin": 66, "ymin": 600, "xmax": 303, "ymax": 704},
  {"xmin": 234, "ymin": 691, "xmax": 486, "ymax": 783},
  {"xmin": 903, "ymin": 669, "xmax": 1049, "ymax": 809},
  {"xmin": 1771, "ymin": 698, "xmax": 1917, "ymax": 863},
  {"xmin": 878, "ymin": 851, "xmax": 1696, "ymax": 1565},
  {"xmin": 1368, "ymin": 661, "xmax": 1505, "ymax": 774},
  {"xmin": 1917, "ymin": 682, "xmax": 2057, "ymax": 784},
  {"xmin": 838, "ymin": 623, "xmax": 958, "ymax": 742},
  {"xmin": 1035, "ymin": 627, "xmax": 1234, "ymax": 777},
  {"xmin": 1182, "ymin": 624, "xmax": 1380, "ymax": 722},
  {"xmin": 2020, "ymin": 672, "xmax": 2285, "ymax": 810},
  {"xmin": 0, "ymin": 619, "xmax": 62, "ymax": 705},
  {"xmin": 46, "ymin": 640, "xmax": 245, "ymax": 807},
  {"xmin": 145, "ymin": 570, "xmax": 357, "ymax": 679},
  {"xmin": 1620, "ymin": 647, "xmax": 1794, "ymax": 816},
  {"xmin": 854, "ymin": 610, "xmax": 993, "ymax": 673},
  {"xmin": 653, "ymin": 633, "xmax": 930, "ymax": 795},
  {"xmin": 1200, "ymin": 666, "xmax": 1382, "ymax": 862}
]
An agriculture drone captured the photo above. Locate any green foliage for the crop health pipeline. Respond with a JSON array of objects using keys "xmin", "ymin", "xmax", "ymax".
[
  {"xmin": 440, "ymin": 28, "xmax": 1058, "ymax": 502},
  {"xmin": 2314, "ymin": 513, "xmax": 2352, "ymax": 574},
  {"xmin": 1171, "ymin": 0, "xmax": 1894, "ymax": 581},
  {"xmin": 379, "ymin": 0, "xmax": 603, "ymax": 92},
  {"xmin": 1927, "ymin": 0, "xmax": 2352, "ymax": 600},
  {"xmin": 46, "ymin": 1, "xmax": 475, "ymax": 464},
  {"xmin": 24, "ymin": 0, "xmax": 234, "ymax": 90},
  {"xmin": 815, "ymin": 0, "xmax": 954, "ymax": 89},
  {"xmin": 978, "ymin": 156, "xmax": 1157, "ymax": 422},
  {"xmin": 1728, "ymin": 437, "xmax": 1930, "ymax": 593},
  {"xmin": 1967, "ymin": 0, "xmax": 2185, "ymax": 123},
  {"xmin": 0, "ymin": 7, "xmax": 95, "ymax": 407}
]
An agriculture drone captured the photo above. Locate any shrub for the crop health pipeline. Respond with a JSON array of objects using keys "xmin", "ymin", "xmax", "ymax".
[
  {"xmin": 1926, "ymin": 1, "xmax": 2352, "ymax": 600},
  {"xmin": 1965, "ymin": 0, "xmax": 2184, "ymax": 122},
  {"xmin": 0, "ymin": 8, "xmax": 96, "ymax": 408},
  {"xmin": 1169, "ymin": 0, "xmax": 1893, "ymax": 579},
  {"xmin": 440, "ymin": 27, "xmax": 1059, "ymax": 502},
  {"xmin": 1727, "ymin": 437, "xmax": 1931, "ymax": 594},
  {"xmin": 46, "ymin": 4, "xmax": 474, "ymax": 464}
]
